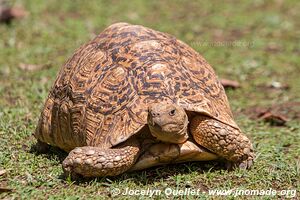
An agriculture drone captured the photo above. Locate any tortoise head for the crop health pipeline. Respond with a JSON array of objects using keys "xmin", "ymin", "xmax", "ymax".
[{"xmin": 148, "ymin": 103, "xmax": 189, "ymax": 144}]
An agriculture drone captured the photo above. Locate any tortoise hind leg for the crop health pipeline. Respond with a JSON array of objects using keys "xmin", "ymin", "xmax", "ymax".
[
  {"xmin": 190, "ymin": 115, "xmax": 254, "ymax": 169},
  {"xmin": 62, "ymin": 138, "xmax": 140, "ymax": 177},
  {"xmin": 33, "ymin": 140, "xmax": 50, "ymax": 153}
]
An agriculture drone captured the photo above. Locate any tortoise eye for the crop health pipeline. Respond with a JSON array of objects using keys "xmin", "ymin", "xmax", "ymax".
[{"xmin": 169, "ymin": 109, "xmax": 176, "ymax": 116}]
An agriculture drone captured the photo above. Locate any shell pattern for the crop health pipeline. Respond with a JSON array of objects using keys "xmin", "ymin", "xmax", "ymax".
[{"xmin": 35, "ymin": 23, "xmax": 237, "ymax": 152}]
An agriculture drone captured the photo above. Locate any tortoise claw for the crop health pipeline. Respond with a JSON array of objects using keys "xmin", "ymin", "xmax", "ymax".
[{"xmin": 226, "ymin": 156, "xmax": 254, "ymax": 170}]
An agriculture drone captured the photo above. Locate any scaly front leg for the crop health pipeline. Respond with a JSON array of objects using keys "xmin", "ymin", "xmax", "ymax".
[
  {"xmin": 62, "ymin": 138, "xmax": 140, "ymax": 177},
  {"xmin": 190, "ymin": 115, "xmax": 254, "ymax": 169}
]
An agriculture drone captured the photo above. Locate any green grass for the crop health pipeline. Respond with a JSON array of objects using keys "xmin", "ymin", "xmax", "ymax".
[{"xmin": 0, "ymin": 0, "xmax": 299, "ymax": 199}]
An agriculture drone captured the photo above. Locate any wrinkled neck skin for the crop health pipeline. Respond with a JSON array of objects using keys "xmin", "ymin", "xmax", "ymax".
[{"xmin": 147, "ymin": 104, "xmax": 189, "ymax": 144}]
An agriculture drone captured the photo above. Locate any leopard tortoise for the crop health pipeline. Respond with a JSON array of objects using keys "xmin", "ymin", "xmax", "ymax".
[{"xmin": 34, "ymin": 22, "xmax": 254, "ymax": 177}]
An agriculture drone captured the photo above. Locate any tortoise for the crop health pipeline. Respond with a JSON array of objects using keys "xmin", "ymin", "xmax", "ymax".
[{"xmin": 34, "ymin": 22, "xmax": 255, "ymax": 177}]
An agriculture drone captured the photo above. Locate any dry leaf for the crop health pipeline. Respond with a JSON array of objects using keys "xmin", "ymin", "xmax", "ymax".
[
  {"xmin": 258, "ymin": 111, "xmax": 288, "ymax": 126},
  {"xmin": 243, "ymin": 102, "xmax": 300, "ymax": 126},
  {"xmin": 0, "ymin": 6, "xmax": 27, "ymax": 23},
  {"xmin": 18, "ymin": 63, "xmax": 50, "ymax": 71},
  {"xmin": 269, "ymin": 81, "xmax": 289, "ymax": 90},
  {"xmin": 0, "ymin": 169, "xmax": 6, "ymax": 176},
  {"xmin": 220, "ymin": 79, "xmax": 240, "ymax": 89},
  {"xmin": 0, "ymin": 187, "xmax": 13, "ymax": 193}
]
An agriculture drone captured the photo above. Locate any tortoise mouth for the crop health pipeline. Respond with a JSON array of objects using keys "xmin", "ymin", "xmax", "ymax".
[
  {"xmin": 149, "ymin": 120, "xmax": 189, "ymax": 141},
  {"xmin": 149, "ymin": 121, "xmax": 185, "ymax": 132},
  {"xmin": 162, "ymin": 123, "xmax": 185, "ymax": 132}
]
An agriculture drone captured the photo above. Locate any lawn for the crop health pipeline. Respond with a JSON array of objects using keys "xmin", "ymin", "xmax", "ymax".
[{"xmin": 0, "ymin": 0, "xmax": 299, "ymax": 199}]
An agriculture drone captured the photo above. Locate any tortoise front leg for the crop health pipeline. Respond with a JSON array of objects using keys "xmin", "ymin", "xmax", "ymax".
[
  {"xmin": 190, "ymin": 115, "xmax": 255, "ymax": 169},
  {"xmin": 62, "ymin": 138, "xmax": 140, "ymax": 177}
]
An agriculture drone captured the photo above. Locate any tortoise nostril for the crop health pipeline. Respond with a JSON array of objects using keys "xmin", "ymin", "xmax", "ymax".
[{"xmin": 151, "ymin": 112, "xmax": 160, "ymax": 117}]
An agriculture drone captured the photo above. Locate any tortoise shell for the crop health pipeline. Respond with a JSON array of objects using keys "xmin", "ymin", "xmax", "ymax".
[{"xmin": 36, "ymin": 23, "xmax": 237, "ymax": 152}]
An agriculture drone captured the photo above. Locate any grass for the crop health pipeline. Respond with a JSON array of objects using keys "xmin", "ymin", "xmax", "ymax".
[{"xmin": 0, "ymin": 0, "xmax": 299, "ymax": 199}]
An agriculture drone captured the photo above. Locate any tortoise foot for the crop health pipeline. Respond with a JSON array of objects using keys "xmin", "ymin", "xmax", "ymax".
[{"xmin": 62, "ymin": 140, "xmax": 140, "ymax": 177}]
